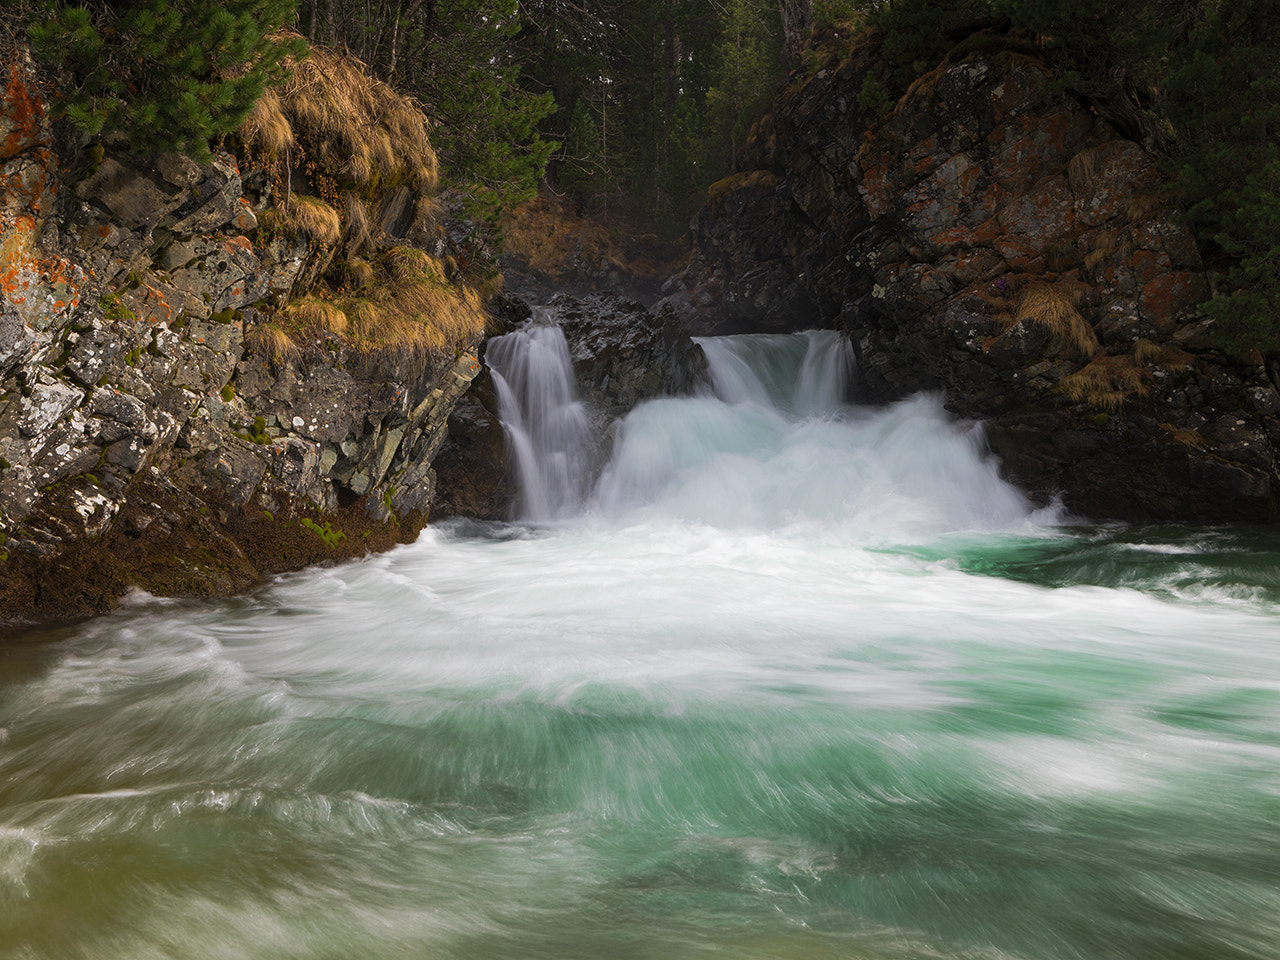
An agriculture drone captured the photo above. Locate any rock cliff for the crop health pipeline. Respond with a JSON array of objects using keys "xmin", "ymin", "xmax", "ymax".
[
  {"xmin": 0, "ymin": 49, "xmax": 482, "ymax": 627},
  {"xmin": 669, "ymin": 35, "xmax": 1280, "ymax": 522}
]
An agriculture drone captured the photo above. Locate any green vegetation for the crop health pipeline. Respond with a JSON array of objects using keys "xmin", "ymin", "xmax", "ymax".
[
  {"xmin": 1162, "ymin": 0, "xmax": 1280, "ymax": 351},
  {"xmin": 16, "ymin": 0, "xmax": 302, "ymax": 159},
  {"xmin": 300, "ymin": 517, "xmax": 345, "ymax": 548},
  {"xmin": 10, "ymin": 0, "xmax": 1278, "ymax": 348}
]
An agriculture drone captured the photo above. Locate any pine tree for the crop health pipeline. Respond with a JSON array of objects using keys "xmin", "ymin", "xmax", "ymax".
[
  {"xmin": 1163, "ymin": 0, "xmax": 1280, "ymax": 350},
  {"xmin": 23, "ymin": 0, "xmax": 302, "ymax": 159}
]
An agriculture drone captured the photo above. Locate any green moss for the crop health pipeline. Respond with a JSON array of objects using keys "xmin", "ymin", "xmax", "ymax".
[
  {"xmin": 220, "ymin": 383, "xmax": 236, "ymax": 402},
  {"xmin": 236, "ymin": 415, "xmax": 270, "ymax": 444},
  {"xmin": 100, "ymin": 293, "xmax": 137, "ymax": 323},
  {"xmin": 301, "ymin": 517, "xmax": 346, "ymax": 548},
  {"xmin": 84, "ymin": 142, "xmax": 105, "ymax": 177},
  {"xmin": 46, "ymin": 345, "xmax": 73, "ymax": 368}
]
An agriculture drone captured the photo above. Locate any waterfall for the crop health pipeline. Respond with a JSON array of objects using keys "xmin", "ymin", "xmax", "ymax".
[
  {"xmin": 696, "ymin": 329, "xmax": 854, "ymax": 416},
  {"xmin": 489, "ymin": 321, "xmax": 1041, "ymax": 534},
  {"xmin": 485, "ymin": 316, "xmax": 596, "ymax": 521},
  {"xmin": 590, "ymin": 328, "xmax": 1038, "ymax": 535}
]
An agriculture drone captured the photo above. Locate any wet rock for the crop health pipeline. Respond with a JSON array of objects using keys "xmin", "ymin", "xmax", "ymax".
[{"xmin": 545, "ymin": 293, "xmax": 709, "ymax": 419}]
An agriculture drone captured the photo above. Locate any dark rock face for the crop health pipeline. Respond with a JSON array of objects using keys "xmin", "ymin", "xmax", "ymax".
[
  {"xmin": 0, "ymin": 50, "xmax": 482, "ymax": 627},
  {"xmin": 430, "ymin": 374, "xmax": 514, "ymax": 521},
  {"xmin": 671, "ymin": 46, "xmax": 1280, "ymax": 522},
  {"xmin": 548, "ymin": 293, "xmax": 709, "ymax": 420}
]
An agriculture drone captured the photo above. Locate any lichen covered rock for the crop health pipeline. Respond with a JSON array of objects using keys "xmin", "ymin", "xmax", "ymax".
[{"xmin": 0, "ymin": 47, "xmax": 484, "ymax": 628}]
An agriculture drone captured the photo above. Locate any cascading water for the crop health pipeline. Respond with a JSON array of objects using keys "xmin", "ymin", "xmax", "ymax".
[
  {"xmin": 485, "ymin": 315, "xmax": 596, "ymax": 520},
  {"xmin": 4, "ymin": 326, "xmax": 1280, "ymax": 960}
]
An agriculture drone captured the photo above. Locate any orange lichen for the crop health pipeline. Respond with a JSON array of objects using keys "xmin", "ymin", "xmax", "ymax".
[{"xmin": 1, "ymin": 59, "xmax": 45, "ymax": 161}]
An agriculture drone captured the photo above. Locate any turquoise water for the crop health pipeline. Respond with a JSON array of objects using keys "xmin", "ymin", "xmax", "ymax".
[{"xmin": 2, "ymin": 333, "xmax": 1278, "ymax": 959}]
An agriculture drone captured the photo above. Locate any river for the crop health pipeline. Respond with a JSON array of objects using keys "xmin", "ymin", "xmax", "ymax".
[{"xmin": 2, "ymin": 328, "xmax": 1278, "ymax": 959}]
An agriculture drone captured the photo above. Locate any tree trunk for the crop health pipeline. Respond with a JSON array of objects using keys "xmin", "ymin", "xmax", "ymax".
[{"xmin": 777, "ymin": 0, "xmax": 811, "ymax": 68}]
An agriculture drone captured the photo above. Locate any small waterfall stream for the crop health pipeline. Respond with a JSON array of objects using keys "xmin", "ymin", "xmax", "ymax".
[{"xmin": 485, "ymin": 316, "xmax": 597, "ymax": 520}]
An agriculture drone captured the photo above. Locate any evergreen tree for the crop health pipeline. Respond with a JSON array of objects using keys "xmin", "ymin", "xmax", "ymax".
[
  {"xmin": 296, "ymin": 0, "xmax": 557, "ymax": 224},
  {"xmin": 1163, "ymin": 0, "xmax": 1280, "ymax": 350},
  {"xmin": 20, "ymin": 0, "xmax": 301, "ymax": 159}
]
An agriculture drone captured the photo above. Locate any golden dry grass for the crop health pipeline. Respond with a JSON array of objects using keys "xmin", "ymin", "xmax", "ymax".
[
  {"xmin": 1066, "ymin": 147, "xmax": 1100, "ymax": 196},
  {"xmin": 1158, "ymin": 422, "xmax": 1207, "ymax": 448},
  {"xmin": 707, "ymin": 170, "xmax": 782, "ymax": 208},
  {"xmin": 278, "ymin": 194, "xmax": 341, "ymax": 245},
  {"xmin": 284, "ymin": 296, "xmax": 348, "ymax": 335},
  {"xmin": 269, "ymin": 36, "xmax": 437, "ymax": 195},
  {"xmin": 1016, "ymin": 284, "xmax": 1099, "ymax": 358},
  {"xmin": 342, "ymin": 192, "xmax": 374, "ymax": 256},
  {"xmin": 1125, "ymin": 188, "xmax": 1177, "ymax": 224},
  {"xmin": 1059, "ymin": 354, "xmax": 1149, "ymax": 411},
  {"xmin": 245, "ymin": 324, "xmax": 301, "ymax": 364},
  {"xmin": 1133, "ymin": 338, "xmax": 1195, "ymax": 371},
  {"xmin": 338, "ymin": 256, "xmax": 376, "ymax": 293},
  {"xmin": 241, "ymin": 88, "xmax": 293, "ymax": 157},
  {"xmin": 501, "ymin": 194, "xmax": 620, "ymax": 277},
  {"xmin": 340, "ymin": 248, "xmax": 488, "ymax": 358},
  {"xmin": 1083, "ymin": 229, "xmax": 1120, "ymax": 273},
  {"xmin": 236, "ymin": 36, "xmax": 490, "ymax": 362}
]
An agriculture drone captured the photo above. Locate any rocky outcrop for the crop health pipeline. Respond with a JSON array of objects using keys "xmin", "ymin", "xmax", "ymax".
[
  {"xmin": 0, "ymin": 49, "xmax": 482, "ymax": 627},
  {"xmin": 670, "ymin": 38, "xmax": 1280, "ymax": 522}
]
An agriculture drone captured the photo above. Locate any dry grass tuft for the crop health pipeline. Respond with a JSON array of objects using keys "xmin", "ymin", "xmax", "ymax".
[
  {"xmin": 1059, "ymin": 354, "xmax": 1149, "ymax": 411},
  {"xmin": 241, "ymin": 88, "xmax": 293, "ymax": 157},
  {"xmin": 1133, "ymin": 338, "xmax": 1195, "ymax": 371},
  {"xmin": 707, "ymin": 170, "xmax": 782, "ymax": 207},
  {"xmin": 897, "ymin": 61, "xmax": 947, "ymax": 110},
  {"xmin": 246, "ymin": 324, "xmax": 300, "ymax": 364},
  {"xmin": 339, "ymin": 247, "xmax": 488, "ymax": 358},
  {"xmin": 280, "ymin": 194, "xmax": 341, "ymax": 245},
  {"xmin": 285, "ymin": 296, "xmax": 348, "ymax": 335},
  {"xmin": 1125, "ymin": 187, "xmax": 1177, "ymax": 224},
  {"xmin": 337, "ymin": 256, "xmax": 376, "ymax": 293},
  {"xmin": 1016, "ymin": 284, "xmax": 1099, "ymax": 357},
  {"xmin": 342, "ymin": 192, "xmax": 375, "ymax": 257},
  {"xmin": 1066, "ymin": 147, "xmax": 1100, "ymax": 196},
  {"xmin": 1083, "ymin": 229, "xmax": 1121, "ymax": 272},
  {"xmin": 267, "ymin": 36, "xmax": 438, "ymax": 195},
  {"xmin": 1158, "ymin": 422, "xmax": 1208, "ymax": 448}
]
